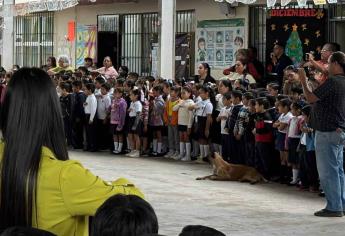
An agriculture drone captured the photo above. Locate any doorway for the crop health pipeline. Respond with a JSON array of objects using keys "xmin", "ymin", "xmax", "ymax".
[{"xmin": 97, "ymin": 32, "xmax": 118, "ymax": 68}]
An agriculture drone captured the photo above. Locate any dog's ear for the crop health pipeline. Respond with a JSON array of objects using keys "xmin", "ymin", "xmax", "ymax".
[{"xmin": 210, "ymin": 152, "xmax": 216, "ymax": 159}]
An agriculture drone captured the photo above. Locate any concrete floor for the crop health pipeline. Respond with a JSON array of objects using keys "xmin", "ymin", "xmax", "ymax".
[{"xmin": 70, "ymin": 150, "xmax": 345, "ymax": 236}]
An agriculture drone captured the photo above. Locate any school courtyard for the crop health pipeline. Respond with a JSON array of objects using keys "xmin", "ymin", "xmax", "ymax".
[{"xmin": 71, "ymin": 150, "xmax": 345, "ymax": 236}]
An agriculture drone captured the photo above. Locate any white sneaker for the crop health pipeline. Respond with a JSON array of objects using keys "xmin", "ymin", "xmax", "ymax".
[
  {"xmin": 125, "ymin": 150, "xmax": 134, "ymax": 157},
  {"xmin": 113, "ymin": 150, "xmax": 120, "ymax": 154},
  {"xmin": 181, "ymin": 156, "xmax": 191, "ymax": 162},
  {"xmin": 129, "ymin": 150, "xmax": 140, "ymax": 158},
  {"xmin": 195, "ymin": 156, "xmax": 205, "ymax": 164},
  {"xmin": 173, "ymin": 152, "xmax": 181, "ymax": 160},
  {"xmin": 164, "ymin": 150, "xmax": 174, "ymax": 158}
]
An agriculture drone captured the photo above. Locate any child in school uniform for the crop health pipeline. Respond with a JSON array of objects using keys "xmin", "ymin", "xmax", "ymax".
[
  {"xmin": 59, "ymin": 82, "xmax": 73, "ymax": 146},
  {"xmin": 273, "ymin": 98, "xmax": 293, "ymax": 184},
  {"xmin": 126, "ymin": 89, "xmax": 143, "ymax": 158},
  {"xmin": 287, "ymin": 102, "xmax": 304, "ymax": 185},
  {"xmin": 149, "ymin": 85, "xmax": 165, "ymax": 156},
  {"xmin": 110, "ymin": 88, "xmax": 127, "ymax": 154},
  {"xmin": 225, "ymin": 90, "xmax": 243, "ymax": 164},
  {"xmin": 254, "ymin": 97, "xmax": 274, "ymax": 179},
  {"xmin": 71, "ymin": 80, "xmax": 87, "ymax": 149},
  {"xmin": 190, "ymin": 85, "xmax": 214, "ymax": 163},
  {"xmin": 164, "ymin": 86, "xmax": 181, "ymax": 159},
  {"xmin": 233, "ymin": 92, "xmax": 255, "ymax": 165},
  {"xmin": 191, "ymin": 83, "xmax": 202, "ymax": 159},
  {"xmin": 173, "ymin": 86, "xmax": 195, "ymax": 161},
  {"xmin": 216, "ymin": 92, "xmax": 232, "ymax": 158},
  {"xmin": 84, "ymin": 83, "xmax": 98, "ymax": 152},
  {"xmin": 245, "ymin": 99, "xmax": 257, "ymax": 167},
  {"xmin": 299, "ymin": 105, "xmax": 319, "ymax": 192},
  {"xmin": 96, "ymin": 83, "xmax": 112, "ymax": 150}
]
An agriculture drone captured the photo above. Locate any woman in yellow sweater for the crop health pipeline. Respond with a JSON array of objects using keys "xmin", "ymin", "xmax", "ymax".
[{"xmin": 0, "ymin": 68, "xmax": 144, "ymax": 236}]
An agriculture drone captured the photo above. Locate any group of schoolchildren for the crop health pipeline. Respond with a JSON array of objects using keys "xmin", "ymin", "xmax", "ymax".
[{"xmin": 56, "ymin": 70, "xmax": 318, "ymax": 192}]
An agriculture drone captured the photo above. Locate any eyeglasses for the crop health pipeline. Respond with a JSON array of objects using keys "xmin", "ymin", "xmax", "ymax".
[{"xmin": 321, "ymin": 49, "xmax": 331, "ymax": 53}]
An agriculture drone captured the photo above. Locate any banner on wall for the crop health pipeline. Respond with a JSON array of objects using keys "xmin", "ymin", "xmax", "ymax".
[
  {"xmin": 266, "ymin": 8, "xmax": 326, "ymax": 66},
  {"xmin": 76, "ymin": 24, "xmax": 97, "ymax": 67},
  {"xmin": 196, "ymin": 18, "xmax": 245, "ymax": 70}
]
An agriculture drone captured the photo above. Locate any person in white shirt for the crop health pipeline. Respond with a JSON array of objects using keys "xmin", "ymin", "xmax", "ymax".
[
  {"xmin": 84, "ymin": 83, "xmax": 98, "ymax": 151},
  {"xmin": 273, "ymin": 98, "xmax": 293, "ymax": 183},
  {"xmin": 96, "ymin": 83, "xmax": 112, "ymax": 150},
  {"xmin": 216, "ymin": 92, "xmax": 232, "ymax": 157},
  {"xmin": 173, "ymin": 86, "xmax": 195, "ymax": 161}
]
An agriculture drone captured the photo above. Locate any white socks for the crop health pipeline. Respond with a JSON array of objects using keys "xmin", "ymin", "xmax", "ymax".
[
  {"xmin": 114, "ymin": 142, "xmax": 119, "ymax": 151},
  {"xmin": 204, "ymin": 145, "xmax": 209, "ymax": 158},
  {"xmin": 118, "ymin": 143, "xmax": 123, "ymax": 152},
  {"xmin": 292, "ymin": 169, "xmax": 299, "ymax": 183},
  {"xmin": 157, "ymin": 142, "xmax": 162, "ymax": 154},
  {"xmin": 185, "ymin": 143, "xmax": 191, "ymax": 160},
  {"xmin": 180, "ymin": 142, "xmax": 185, "ymax": 158},
  {"xmin": 153, "ymin": 139, "xmax": 157, "ymax": 153},
  {"xmin": 200, "ymin": 145, "xmax": 205, "ymax": 158}
]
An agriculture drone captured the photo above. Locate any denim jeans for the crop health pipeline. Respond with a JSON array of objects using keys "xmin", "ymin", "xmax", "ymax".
[{"xmin": 315, "ymin": 130, "xmax": 345, "ymax": 212}]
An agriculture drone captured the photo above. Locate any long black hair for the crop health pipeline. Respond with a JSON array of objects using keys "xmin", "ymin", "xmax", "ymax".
[
  {"xmin": 201, "ymin": 63, "xmax": 211, "ymax": 77},
  {"xmin": 0, "ymin": 68, "xmax": 69, "ymax": 228}
]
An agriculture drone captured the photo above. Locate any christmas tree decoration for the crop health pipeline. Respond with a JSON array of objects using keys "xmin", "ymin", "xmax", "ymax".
[
  {"xmin": 301, "ymin": 24, "xmax": 307, "ymax": 31},
  {"xmin": 285, "ymin": 24, "xmax": 303, "ymax": 66},
  {"xmin": 304, "ymin": 38, "xmax": 310, "ymax": 46},
  {"xmin": 271, "ymin": 24, "xmax": 276, "ymax": 31},
  {"xmin": 283, "ymin": 24, "xmax": 289, "ymax": 31},
  {"xmin": 315, "ymin": 30, "xmax": 321, "ymax": 38}
]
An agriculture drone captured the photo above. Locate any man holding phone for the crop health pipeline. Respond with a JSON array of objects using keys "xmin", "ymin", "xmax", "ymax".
[{"xmin": 305, "ymin": 43, "xmax": 340, "ymax": 85}]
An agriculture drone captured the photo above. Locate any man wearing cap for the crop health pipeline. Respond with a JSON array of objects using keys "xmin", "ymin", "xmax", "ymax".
[{"xmin": 271, "ymin": 42, "xmax": 293, "ymax": 86}]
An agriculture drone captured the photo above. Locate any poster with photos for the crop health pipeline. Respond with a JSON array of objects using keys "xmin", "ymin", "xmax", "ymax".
[{"xmin": 196, "ymin": 18, "xmax": 245, "ymax": 70}]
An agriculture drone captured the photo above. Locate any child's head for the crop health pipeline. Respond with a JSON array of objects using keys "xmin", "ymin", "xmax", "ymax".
[
  {"xmin": 116, "ymin": 78, "xmax": 125, "ymax": 89},
  {"xmin": 130, "ymin": 88, "xmax": 141, "ymax": 102},
  {"xmin": 199, "ymin": 85, "xmax": 211, "ymax": 100},
  {"xmin": 277, "ymin": 98, "xmax": 292, "ymax": 114},
  {"xmin": 265, "ymin": 95, "xmax": 277, "ymax": 109},
  {"xmin": 0, "ymin": 227, "xmax": 56, "ymax": 236},
  {"xmin": 231, "ymin": 90, "xmax": 242, "ymax": 105},
  {"xmin": 218, "ymin": 79, "xmax": 232, "ymax": 95},
  {"xmin": 192, "ymin": 83, "xmax": 202, "ymax": 96},
  {"xmin": 301, "ymin": 105, "xmax": 312, "ymax": 122},
  {"xmin": 267, "ymin": 83, "xmax": 280, "ymax": 97},
  {"xmin": 152, "ymin": 85, "xmax": 163, "ymax": 97},
  {"xmin": 124, "ymin": 80, "xmax": 135, "ymax": 92},
  {"xmin": 291, "ymin": 101, "xmax": 303, "ymax": 116},
  {"xmin": 162, "ymin": 81, "xmax": 172, "ymax": 95},
  {"xmin": 85, "ymin": 83, "xmax": 95, "ymax": 95},
  {"xmin": 127, "ymin": 72, "xmax": 139, "ymax": 81},
  {"xmin": 249, "ymin": 99, "xmax": 256, "ymax": 113},
  {"xmin": 72, "ymin": 80, "xmax": 82, "ymax": 92},
  {"xmin": 255, "ymin": 97, "xmax": 270, "ymax": 113},
  {"xmin": 114, "ymin": 87, "xmax": 124, "ymax": 99},
  {"xmin": 101, "ymin": 83, "xmax": 111, "ymax": 95},
  {"xmin": 179, "ymin": 225, "xmax": 226, "ymax": 236},
  {"xmin": 243, "ymin": 92, "xmax": 254, "ymax": 106},
  {"xmin": 222, "ymin": 92, "xmax": 232, "ymax": 107},
  {"xmin": 95, "ymin": 76, "xmax": 106, "ymax": 89},
  {"xmin": 170, "ymin": 86, "xmax": 181, "ymax": 99},
  {"xmin": 181, "ymin": 86, "xmax": 193, "ymax": 100},
  {"xmin": 59, "ymin": 82, "xmax": 72, "ymax": 95},
  {"xmin": 291, "ymin": 87, "xmax": 303, "ymax": 102},
  {"xmin": 92, "ymin": 194, "xmax": 158, "ymax": 236},
  {"xmin": 175, "ymin": 78, "xmax": 186, "ymax": 87}
]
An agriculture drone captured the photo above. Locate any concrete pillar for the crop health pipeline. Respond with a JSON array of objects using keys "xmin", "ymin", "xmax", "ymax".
[
  {"xmin": 159, "ymin": 0, "xmax": 176, "ymax": 80},
  {"xmin": 2, "ymin": 0, "xmax": 14, "ymax": 70}
]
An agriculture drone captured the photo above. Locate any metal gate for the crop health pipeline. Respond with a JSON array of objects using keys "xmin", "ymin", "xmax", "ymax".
[
  {"xmin": 98, "ymin": 10, "xmax": 195, "ymax": 76},
  {"xmin": 14, "ymin": 12, "xmax": 54, "ymax": 67},
  {"xmin": 328, "ymin": 3, "xmax": 345, "ymax": 51}
]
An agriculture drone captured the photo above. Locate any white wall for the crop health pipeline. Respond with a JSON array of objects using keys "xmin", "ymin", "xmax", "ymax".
[{"xmin": 54, "ymin": 0, "xmax": 249, "ymax": 78}]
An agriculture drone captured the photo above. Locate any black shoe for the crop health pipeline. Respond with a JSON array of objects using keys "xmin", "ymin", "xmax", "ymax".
[
  {"xmin": 318, "ymin": 191, "xmax": 325, "ymax": 197},
  {"xmin": 314, "ymin": 209, "xmax": 343, "ymax": 217}
]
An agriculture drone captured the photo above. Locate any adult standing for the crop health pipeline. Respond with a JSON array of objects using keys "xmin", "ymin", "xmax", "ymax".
[
  {"xmin": 0, "ymin": 68, "xmax": 144, "ymax": 235},
  {"xmin": 94, "ymin": 56, "xmax": 118, "ymax": 80},
  {"xmin": 300, "ymin": 51, "xmax": 345, "ymax": 217},
  {"xmin": 305, "ymin": 43, "xmax": 340, "ymax": 85},
  {"xmin": 270, "ymin": 42, "xmax": 293, "ymax": 86},
  {"xmin": 195, "ymin": 63, "xmax": 216, "ymax": 85}
]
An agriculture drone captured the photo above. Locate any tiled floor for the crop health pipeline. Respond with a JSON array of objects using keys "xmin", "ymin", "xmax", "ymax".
[{"xmin": 70, "ymin": 150, "xmax": 345, "ymax": 236}]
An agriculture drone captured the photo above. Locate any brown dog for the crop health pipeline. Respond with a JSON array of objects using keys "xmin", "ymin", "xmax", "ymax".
[{"xmin": 196, "ymin": 152, "xmax": 268, "ymax": 184}]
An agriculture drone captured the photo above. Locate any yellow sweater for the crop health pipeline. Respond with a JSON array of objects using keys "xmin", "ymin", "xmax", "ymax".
[{"xmin": 0, "ymin": 143, "xmax": 144, "ymax": 236}]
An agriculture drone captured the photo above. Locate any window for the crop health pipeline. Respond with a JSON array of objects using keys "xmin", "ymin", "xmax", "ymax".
[{"xmin": 14, "ymin": 12, "xmax": 54, "ymax": 67}]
